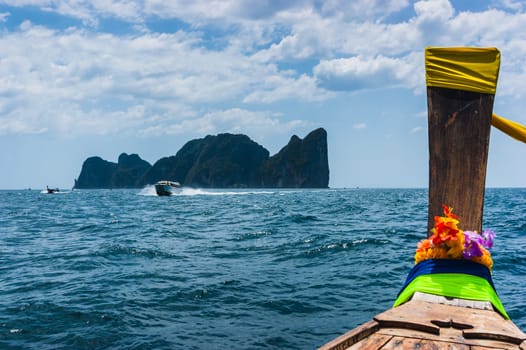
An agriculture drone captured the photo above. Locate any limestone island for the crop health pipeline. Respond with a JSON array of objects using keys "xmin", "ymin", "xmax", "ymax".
[{"xmin": 73, "ymin": 128, "xmax": 329, "ymax": 189}]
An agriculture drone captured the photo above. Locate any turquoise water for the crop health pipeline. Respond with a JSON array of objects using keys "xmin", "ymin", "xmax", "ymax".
[{"xmin": 1, "ymin": 187, "xmax": 525, "ymax": 349}]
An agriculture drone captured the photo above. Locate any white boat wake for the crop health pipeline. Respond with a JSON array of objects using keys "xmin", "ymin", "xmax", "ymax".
[{"xmin": 138, "ymin": 186, "xmax": 277, "ymax": 196}]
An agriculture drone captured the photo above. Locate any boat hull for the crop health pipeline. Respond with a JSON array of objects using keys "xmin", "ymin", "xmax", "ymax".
[
  {"xmin": 319, "ymin": 296, "xmax": 526, "ymax": 349},
  {"xmin": 46, "ymin": 187, "xmax": 59, "ymax": 194},
  {"xmin": 154, "ymin": 181, "xmax": 181, "ymax": 196}
]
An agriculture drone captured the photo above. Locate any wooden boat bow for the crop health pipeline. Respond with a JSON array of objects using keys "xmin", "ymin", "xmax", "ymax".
[
  {"xmin": 318, "ymin": 47, "xmax": 526, "ymax": 350},
  {"xmin": 320, "ymin": 297, "xmax": 526, "ymax": 349}
]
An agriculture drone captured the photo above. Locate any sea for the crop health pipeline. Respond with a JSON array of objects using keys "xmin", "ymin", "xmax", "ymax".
[{"xmin": 1, "ymin": 187, "xmax": 525, "ymax": 349}]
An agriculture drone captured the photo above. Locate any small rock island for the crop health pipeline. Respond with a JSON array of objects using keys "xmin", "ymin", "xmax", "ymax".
[{"xmin": 74, "ymin": 128, "xmax": 329, "ymax": 189}]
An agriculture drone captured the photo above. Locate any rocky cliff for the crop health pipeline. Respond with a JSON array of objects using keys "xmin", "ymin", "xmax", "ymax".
[
  {"xmin": 74, "ymin": 153, "xmax": 151, "ymax": 189},
  {"xmin": 112, "ymin": 153, "xmax": 152, "ymax": 188},
  {"xmin": 260, "ymin": 128, "xmax": 329, "ymax": 188},
  {"xmin": 140, "ymin": 133, "xmax": 270, "ymax": 188},
  {"xmin": 74, "ymin": 128, "xmax": 329, "ymax": 189}
]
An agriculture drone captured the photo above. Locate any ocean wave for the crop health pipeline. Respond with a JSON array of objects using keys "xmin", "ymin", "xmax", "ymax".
[
  {"xmin": 2, "ymin": 188, "xmax": 525, "ymax": 349},
  {"xmin": 96, "ymin": 244, "xmax": 181, "ymax": 260}
]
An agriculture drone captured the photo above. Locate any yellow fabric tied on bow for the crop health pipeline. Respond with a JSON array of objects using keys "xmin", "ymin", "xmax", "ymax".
[
  {"xmin": 425, "ymin": 47, "xmax": 500, "ymax": 94},
  {"xmin": 492, "ymin": 113, "xmax": 526, "ymax": 144}
]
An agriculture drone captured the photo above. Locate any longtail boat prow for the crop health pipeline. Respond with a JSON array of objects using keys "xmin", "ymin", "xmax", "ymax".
[{"xmin": 319, "ymin": 47, "xmax": 526, "ymax": 349}]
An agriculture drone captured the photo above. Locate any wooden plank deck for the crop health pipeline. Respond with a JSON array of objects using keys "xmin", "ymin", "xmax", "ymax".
[{"xmin": 319, "ymin": 297, "xmax": 526, "ymax": 350}]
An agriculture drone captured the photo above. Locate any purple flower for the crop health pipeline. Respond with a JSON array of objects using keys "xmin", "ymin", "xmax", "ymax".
[
  {"xmin": 481, "ymin": 229, "xmax": 495, "ymax": 249},
  {"xmin": 463, "ymin": 231, "xmax": 484, "ymax": 259}
]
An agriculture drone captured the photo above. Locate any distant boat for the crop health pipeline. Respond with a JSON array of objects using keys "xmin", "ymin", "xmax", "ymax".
[
  {"xmin": 154, "ymin": 181, "xmax": 181, "ymax": 196},
  {"xmin": 46, "ymin": 186, "xmax": 59, "ymax": 194}
]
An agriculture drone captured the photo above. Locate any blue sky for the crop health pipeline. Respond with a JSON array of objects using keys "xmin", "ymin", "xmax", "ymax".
[{"xmin": 1, "ymin": 0, "xmax": 525, "ymax": 189}]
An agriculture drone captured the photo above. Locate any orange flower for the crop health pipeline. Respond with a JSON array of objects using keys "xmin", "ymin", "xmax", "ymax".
[
  {"xmin": 416, "ymin": 239, "xmax": 432, "ymax": 252},
  {"xmin": 442, "ymin": 204, "xmax": 459, "ymax": 220},
  {"xmin": 414, "ymin": 204, "xmax": 494, "ymax": 271},
  {"xmin": 431, "ymin": 215, "xmax": 461, "ymax": 246}
]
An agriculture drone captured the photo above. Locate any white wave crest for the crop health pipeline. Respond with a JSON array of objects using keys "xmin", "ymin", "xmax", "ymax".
[{"xmin": 138, "ymin": 186, "xmax": 277, "ymax": 196}]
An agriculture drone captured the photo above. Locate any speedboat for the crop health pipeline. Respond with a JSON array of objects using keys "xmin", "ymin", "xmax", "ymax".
[
  {"xmin": 154, "ymin": 181, "xmax": 181, "ymax": 196},
  {"xmin": 46, "ymin": 186, "xmax": 59, "ymax": 194}
]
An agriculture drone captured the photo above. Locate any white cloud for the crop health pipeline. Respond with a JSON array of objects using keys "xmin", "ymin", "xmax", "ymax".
[
  {"xmin": 409, "ymin": 126, "xmax": 423, "ymax": 134},
  {"xmin": 0, "ymin": 0, "xmax": 144, "ymax": 26},
  {"xmin": 139, "ymin": 108, "xmax": 307, "ymax": 138},
  {"xmin": 0, "ymin": 12, "xmax": 10, "ymax": 22},
  {"xmin": 243, "ymin": 73, "xmax": 332, "ymax": 103},
  {"xmin": 0, "ymin": 22, "xmax": 327, "ymax": 136},
  {"xmin": 1, "ymin": 0, "xmax": 526, "ymax": 139},
  {"xmin": 353, "ymin": 123, "xmax": 367, "ymax": 129},
  {"xmin": 499, "ymin": 0, "xmax": 524, "ymax": 11},
  {"xmin": 144, "ymin": 0, "xmax": 313, "ymax": 22},
  {"xmin": 414, "ymin": 0, "xmax": 454, "ymax": 22},
  {"xmin": 91, "ymin": 0, "xmax": 143, "ymax": 22},
  {"xmin": 313, "ymin": 53, "xmax": 422, "ymax": 91},
  {"xmin": 320, "ymin": 0, "xmax": 411, "ymax": 23}
]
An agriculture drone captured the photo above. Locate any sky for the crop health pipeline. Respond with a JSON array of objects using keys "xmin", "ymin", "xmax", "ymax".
[{"xmin": 1, "ymin": 0, "xmax": 525, "ymax": 190}]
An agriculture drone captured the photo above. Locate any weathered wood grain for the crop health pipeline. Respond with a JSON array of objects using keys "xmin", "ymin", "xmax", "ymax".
[
  {"xmin": 347, "ymin": 333, "xmax": 391, "ymax": 350},
  {"xmin": 381, "ymin": 336, "xmax": 469, "ymax": 349},
  {"xmin": 318, "ymin": 320, "xmax": 380, "ymax": 350},
  {"xmin": 426, "ymin": 87, "xmax": 494, "ymax": 234},
  {"xmin": 318, "ymin": 298, "xmax": 526, "ymax": 349}
]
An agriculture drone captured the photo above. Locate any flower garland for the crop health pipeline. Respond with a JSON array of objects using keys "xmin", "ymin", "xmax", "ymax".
[{"xmin": 415, "ymin": 204, "xmax": 495, "ymax": 271}]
